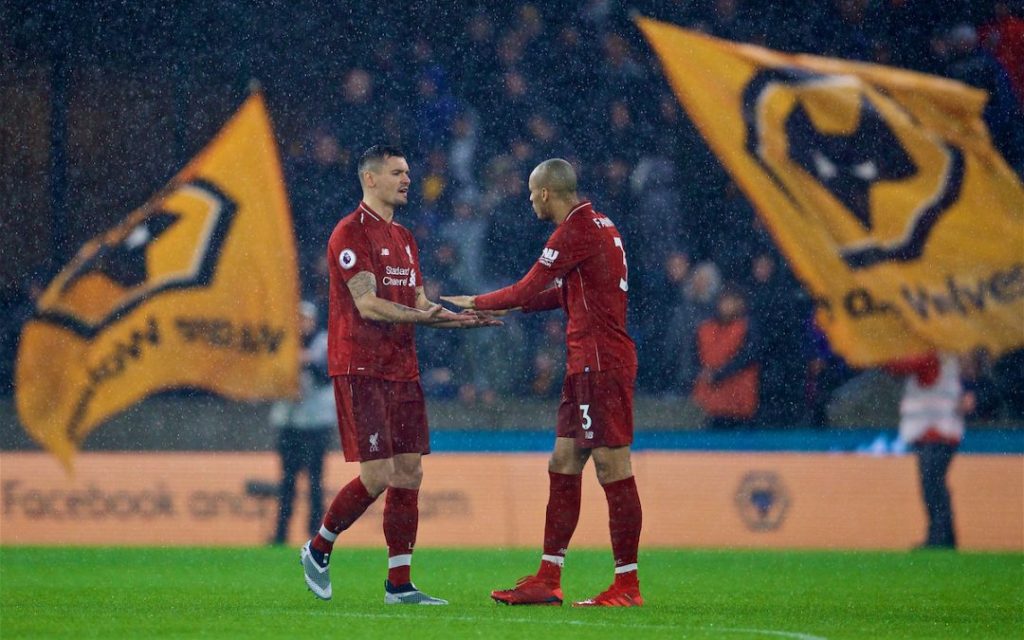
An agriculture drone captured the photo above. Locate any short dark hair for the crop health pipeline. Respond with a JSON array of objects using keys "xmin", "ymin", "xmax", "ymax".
[{"xmin": 357, "ymin": 144, "xmax": 406, "ymax": 178}]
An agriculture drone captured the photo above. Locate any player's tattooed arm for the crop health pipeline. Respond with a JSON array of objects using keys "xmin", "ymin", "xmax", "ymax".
[
  {"xmin": 347, "ymin": 271, "xmax": 377, "ymax": 300},
  {"xmin": 348, "ymin": 274, "xmax": 463, "ymax": 325}
]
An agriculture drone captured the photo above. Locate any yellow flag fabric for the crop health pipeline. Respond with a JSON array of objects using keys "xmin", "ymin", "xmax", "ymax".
[
  {"xmin": 16, "ymin": 93, "xmax": 300, "ymax": 469},
  {"xmin": 637, "ymin": 17, "xmax": 1024, "ymax": 366}
]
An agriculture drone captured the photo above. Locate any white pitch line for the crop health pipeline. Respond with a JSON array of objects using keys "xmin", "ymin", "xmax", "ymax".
[
  {"xmin": 297, "ymin": 609, "xmax": 828, "ymax": 640},
  {"xmin": 717, "ymin": 628, "xmax": 829, "ymax": 640}
]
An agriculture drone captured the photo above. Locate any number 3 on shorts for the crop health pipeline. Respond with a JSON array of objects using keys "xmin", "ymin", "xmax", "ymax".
[{"xmin": 580, "ymin": 404, "xmax": 593, "ymax": 439}]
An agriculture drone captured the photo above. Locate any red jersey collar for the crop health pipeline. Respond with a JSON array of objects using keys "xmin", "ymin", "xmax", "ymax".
[
  {"xmin": 563, "ymin": 200, "xmax": 592, "ymax": 223},
  {"xmin": 357, "ymin": 201, "xmax": 388, "ymax": 225}
]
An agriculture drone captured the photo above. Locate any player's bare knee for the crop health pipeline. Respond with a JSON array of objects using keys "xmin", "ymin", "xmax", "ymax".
[
  {"xmin": 390, "ymin": 465, "xmax": 423, "ymax": 489},
  {"xmin": 592, "ymin": 447, "xmax": 632, "ymax": 485},
  {"xmin": 549, "ymin": 448, "xmax": 587, "ymax": 475},
  {"xmin": 360, "ymin": 459, "xmax": 394, "ymax": 496},
  {"xmin": 389, "ymin": 454, "xmax": 424, "ymax": 489}
]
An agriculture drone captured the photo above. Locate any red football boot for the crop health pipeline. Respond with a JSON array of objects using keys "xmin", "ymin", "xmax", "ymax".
[
  {"xmin": 572, "ymin": 581, "xmax": 644, "ymax": 607},
  {"xmin": 490, "ymin": 575, "xmax": 563, "ymax": 606}
]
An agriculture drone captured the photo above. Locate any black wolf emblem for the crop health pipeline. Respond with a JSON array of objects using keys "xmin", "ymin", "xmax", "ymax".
[
  {"xmin": 741, "ymin": 68, "xmax": 964, "ymax": 270},
  {"xmin": 35, "ymin": 179, "xmax": 237, "ymax": 339}
]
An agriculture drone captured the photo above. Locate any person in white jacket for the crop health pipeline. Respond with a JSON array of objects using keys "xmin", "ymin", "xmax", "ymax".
[
  {"xmin": 886, "ymin": 352, "xmax": 975, "ymax": 549},
  {"xmin": 270, "ymin": 301, "xmax": 334, "ymax": 545}
]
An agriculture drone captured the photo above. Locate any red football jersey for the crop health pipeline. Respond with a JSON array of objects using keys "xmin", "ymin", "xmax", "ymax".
[
  {"xmin": 475, "ymin": 201, "xmax": 637, "ymax": 374},
  {"xmin": 326, "ymin": 202, "xmax": 422, "ymax": 380}
]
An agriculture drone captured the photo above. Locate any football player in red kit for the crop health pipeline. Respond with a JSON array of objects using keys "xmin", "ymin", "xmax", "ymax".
[
  {"xmin": 301, "ymin": 145, "xmax": 498, "ymax": 604},
  {"xmin": 443, "ymin": 158, "xmax": 643, "ymax": 607}
]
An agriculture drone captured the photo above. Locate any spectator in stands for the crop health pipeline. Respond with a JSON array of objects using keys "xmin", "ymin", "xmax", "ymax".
[
  {"xmin": 629, "ymin": 156, "xmax": 683, "ymax": 296},
  {"xmin": 597, "ymin": 32, "xmax": 646, "ymax": 103},
  {"xmin": 285, "ymin": 129, "xmax": 353, "ymax": 282},
  {"xmin": 980, "ymin": 3, "xmax": 1024, "ymax": 106},
  {"xmin": 696, "ymin": 0, "xmax": 756, "ymax": 43},
  {"xmin": 747, "ymin": 251, "xmax": 810, "ymax": 426},
  {"xmin": 529, "ymin": 316, "xmax": 567, "ymax": 398},
  {"xmin": 601, "ymin": 100, "xmax": 646, "ymax": 164},
  {"xmin": 547, "ymin": 25, "xmax": 599, "ymax": 123},
  {"xmin": 959, "ymin": 349, "xmax": 1003, "ymax": 423},
  {"xmin": 820, "ymin": 0, "xmax": 877, "ymax": 61},
  {"xmin": 482, "ymin": 158, "xmax": 546, "ymax": 288},
  {"xmin": 525, "ymin": 112, "xmax": 571, "ymax": 166},
  {"xmin": 993, "ymin": 350, "xmax": 1024, "ymax": 419},
  {"xmin": 645, "ymin": 251, "xmax": 689, "ymax": 392},
  {"xmin": 416, "ymin": 278, "xmax": 461, "ymax": 400},
  {"xmin": 333, "ymin": 68, "xmax": 378, "ymax": 152},
  {"xmin": 885, "ymin": 352, "xmax": 974, "ymax": 549},
  {"xmin": 591, "ymin": 156, "xmax": 632, "ymax": 219},
  {"xmin": 411, "ymin": 148, "xmax": 451, "ymax": 239},
  {"xmin": 692, "ymin": 284, "xmax": 761, "ymax": 428},
  {"xmin": 513, "ymin": 4, "xmax": 547, "ymax": 63},
  {"xmin": 459, "ymin": 10, "xmax": 497, "ymax": 107},
  {"xmin": 877, "ymin": 0, "xmax": 934, "ymax": 70},
  {"xmin": 649, "ymin": 93, "xmax": 687, "ymax": 158},
  {"xmin": 940, "ymin": 24, "xmax": 1024, "ymax": 171},
  {"xmin": 711, "ymin": 180, "xmax": 761, "ymax": 279},
  {"xmin": 447, "ymin": 110, "xmax": 480, "ymax": 203},
  {"xmin": 804, "ymin": 318, "xmax": 854, "ymax": 427},
  {"xmin": 665, "ymin": 261, "xmax": 722, "ymax": 394},
  {"xmin": 269, "ymin": 301, "xmax": 333, "ymax": 545},
  {"xmin": 496, "ymin": 29, "xmax": 528, "ymax": 72},
  {"xmin": 440, "ymin": 197, "xmax": 488, "ymax": 294},
  {"xmin": 0, "ymin": 272, "xmax": 47, "ymax": 395},
  {"xmin": 414, "ymin": 65, "xmax": 460, "ymax": 152},
  {"xmin": 487, "ymin": 71, "xmax": 540, "ymax": 152}
]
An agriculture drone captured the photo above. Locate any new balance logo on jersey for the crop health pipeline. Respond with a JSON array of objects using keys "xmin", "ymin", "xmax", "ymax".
[
  {"xmin": 539, "ymin": 248, "xmax": 559, "ymax": 267},
  {"xmin": 381, "ymin": 248, "xmax": 390, "ymax": 256}
]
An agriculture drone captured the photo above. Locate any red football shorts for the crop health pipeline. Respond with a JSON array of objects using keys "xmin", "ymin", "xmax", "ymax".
[
  {"xmin": 332, "ymin": 375, "xmax": 430, "ymax": 462},
  {"xmin": 556, "ymin": 366, "xmax": 636, "ymax": 448}
]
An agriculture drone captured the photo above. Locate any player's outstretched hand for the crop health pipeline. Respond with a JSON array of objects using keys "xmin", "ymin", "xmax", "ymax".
[
  {"xmin": 422, "ymin": 305, "xmax": 497, "ymax": 329},
  {"xmin": 461, "ymin": 309, "xmax": 504, "ymax": 327},
  {"xmin": 440, "ymin": 295, "xmax": 475, "ymax": 309},
  {"xmin": 421, "ymin": 302, "xmax": 445, "ymax": 318}
]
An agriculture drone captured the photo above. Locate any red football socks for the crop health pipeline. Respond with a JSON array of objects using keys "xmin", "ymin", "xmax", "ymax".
[
  {"xmin": 384, "ymin": 487, "xmax": 419, "ymax": 585},
  {"xmin": 311, "ymin": 476, "xmax": 376, "ymax": 554},
  {"xmin": 602, "ymin": 475, "xmax": 642, "ymax": 581},
  {"xmin": 538, "ymin": 471, "xmax": 583, "ymax": 584}
]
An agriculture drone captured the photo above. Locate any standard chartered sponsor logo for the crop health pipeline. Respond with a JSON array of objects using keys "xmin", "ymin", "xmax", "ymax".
[{"xmin": 382, "ymin": 265, "xmax": 415, "ymax": 287}]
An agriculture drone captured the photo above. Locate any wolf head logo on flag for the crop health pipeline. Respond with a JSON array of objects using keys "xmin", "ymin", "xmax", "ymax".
[
  {"xmin": 39, "ymin": 180, "xmax": 237, "ymax": 339},
  {"xmin": 16, "ymin": 93, "xmax": 300, "ymax": 470},
  {"xmin": 739, "ymin": 67, "xmax": 964, "ymax": 270},
  {"xmin": 637, "ymin": 17, "xmax": 1024, "ymax": 365}
]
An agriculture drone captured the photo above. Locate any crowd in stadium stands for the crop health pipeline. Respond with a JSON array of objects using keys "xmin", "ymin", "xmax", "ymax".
[
  {"xmin": 278, "ymin": 1, "xmax": 1024, "ymax": 426},
  {"xmin": 2, "ymin": 1, "xmax": 1023, "ymax": 427}
]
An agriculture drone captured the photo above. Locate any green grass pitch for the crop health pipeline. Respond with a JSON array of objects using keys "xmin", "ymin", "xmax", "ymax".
[{"xmin": 1, "ymin": 547, "xmax": 1021, "ymax": 639}]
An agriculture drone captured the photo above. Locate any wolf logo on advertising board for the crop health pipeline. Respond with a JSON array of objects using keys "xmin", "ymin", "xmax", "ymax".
[
  {"xmin": 638, "ymin": 17, "xmax": 1024, "ymax": 366},
  {"xmin": 15, "ymin": 93, "xmax": 301, "ymax": 470}
]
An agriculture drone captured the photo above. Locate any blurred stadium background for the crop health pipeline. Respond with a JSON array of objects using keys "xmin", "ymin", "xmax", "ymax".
[{"xmin": 1, "ymin": 1, "xmax": 1022, "ymax": 553}]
